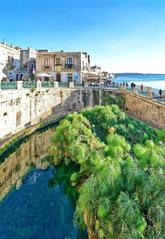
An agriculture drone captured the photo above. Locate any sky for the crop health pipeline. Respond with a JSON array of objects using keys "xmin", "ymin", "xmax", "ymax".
[{"xmin": 1, "ymin": 0, "xmax": 165, "ymax": 73}]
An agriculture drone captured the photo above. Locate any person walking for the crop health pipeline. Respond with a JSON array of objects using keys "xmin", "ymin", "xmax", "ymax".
[{"xmin": 133, "ymin": 83, "xmax": 136, "ymax": 92}]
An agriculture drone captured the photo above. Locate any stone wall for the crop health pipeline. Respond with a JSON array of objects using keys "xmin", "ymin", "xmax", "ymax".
[
  {"xmin": 0, "ymin": 88, "xmax": 95, "ymax": 140},
  {"xmin": 123, "ymin": 92, "xmax": 165, "ymax": 128},
  {"xmin": 0, "ymin": 88, "xmax": 164, "ymax": 141}
]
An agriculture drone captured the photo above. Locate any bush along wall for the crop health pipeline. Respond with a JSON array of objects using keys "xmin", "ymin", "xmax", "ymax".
[{"xmin": 101, "ymin": 91, "xmax": 125, "ymax": 109}]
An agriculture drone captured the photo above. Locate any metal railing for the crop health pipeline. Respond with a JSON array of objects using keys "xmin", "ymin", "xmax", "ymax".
[
  {"xmin": 42, "ymin": 65, "xmax": 53, "ymax": 70},
  {"xmin": 74, "ymin": 82, "xmax": 83, "ymax": 87},
  {"xmin": 65, "ymin": 64, "xmax": 74, "ymax": 69},
  {"xmin": 0, "ymin": 81, "xmax": 17, "ymax": 90},
  {"xmin": 41, "ymin": 81, "xmax": 54, "ymax": 88},
  {"xmin": 23, "ymin": 81, "xmax": 37, "ymax": 88},
  {"xmin": 58, "ymin": 82, "xmax": 69, "ymax": 87}
]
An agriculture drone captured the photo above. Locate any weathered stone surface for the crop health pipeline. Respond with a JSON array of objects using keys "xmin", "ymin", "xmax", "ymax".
[
  {"xmin": 0, "ymin": 88, "xmax": 94, "ymax": 140},
  {"xmin": 0, "ymin": 88, "xmax": 164, "ymax": 141},
  {"xmin": 0, "ymin": 88, "xmax": 72, "ymax": 139},
  {"xmin": 123, "ymin": 92, "xmax": 165, "ymax": 128}
]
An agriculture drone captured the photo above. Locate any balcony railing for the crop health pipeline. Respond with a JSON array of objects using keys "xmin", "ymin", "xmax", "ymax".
[
  {"xmin": 55, "ymin": 63, "xmax": 62, "ymax": 66},
  {"xmin": 65, "ymin": 64, "xmax": 74, "ymax": 69},
  {"xmin": 42, "ymin": 65, "xmax": 53, "ymax": 70}
]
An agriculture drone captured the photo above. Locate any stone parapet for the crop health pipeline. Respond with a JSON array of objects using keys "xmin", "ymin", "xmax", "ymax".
[
  {"xmin": 123, "ymin": 91, "xmax": 165, "ymax": 128},
  {"xmin": 54, "ymin": 81, "xmax": 59, "ymax": 88},
  {"xmin": 16, "ymin": 81, "xmax": 23, "ymax": 89}
]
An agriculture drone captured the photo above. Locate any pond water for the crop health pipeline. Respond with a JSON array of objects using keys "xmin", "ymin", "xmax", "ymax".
[{"xmin": 0, "ymin": 127, "xmax": 85, "ymax": 239}]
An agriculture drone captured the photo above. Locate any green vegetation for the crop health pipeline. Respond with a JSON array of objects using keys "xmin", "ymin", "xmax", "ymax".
[
  {"xmin": 50, "ymin": 105, "xmax": 165, "ymax": 239},
  {"xmin": 92, "ymin": 90, "xmax": 125, "ymax": 108},
  {"xmin": 101, "ymin": 91, "xmax": 125, "ymax": 108},
  {"xmin": 81, "ymin": 105, "xmax": 157, "ymax": 144},
  {"xmin": 48, "ymin": 162, "xmax": 80, "ymax": 203}
]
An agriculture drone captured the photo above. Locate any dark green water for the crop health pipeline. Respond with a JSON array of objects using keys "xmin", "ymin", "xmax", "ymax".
[{"xmin": 0, "ymin": 127, "xmax": 86, "ymax": 239}]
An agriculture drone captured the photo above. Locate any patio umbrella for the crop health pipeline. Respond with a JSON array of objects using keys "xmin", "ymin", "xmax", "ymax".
[{"xmin": 37, "ymin": 73, "xmax": 51, "ymax": 77}]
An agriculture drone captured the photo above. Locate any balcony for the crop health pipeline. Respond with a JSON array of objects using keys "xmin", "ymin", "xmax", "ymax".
[
  {"xmin": 55, "ymin": 63, "xmax": 62, "ymax": 66},
  {"xmin": 42, "ymin": 65, "xmax": 53, "ymax": 70},
  {"xmin": 65, "ymin": 64, "xmax": 74, "ymax": 69}
]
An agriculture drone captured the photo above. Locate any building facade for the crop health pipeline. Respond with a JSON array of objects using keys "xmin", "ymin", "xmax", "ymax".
[
  {"xmin": 0, "ymin": 42, "xmax": 20, "ymax": 80},
  {"xmin": 36, "ymin": 50, "xmax": 90, "ymax": 83},
  {"xmin": 90, "ymin": 65, "xmax": 102, "ymax": 74},
  {"xmin": 20, "ymin": 47, "xmax": 37, "ymax": 78}
]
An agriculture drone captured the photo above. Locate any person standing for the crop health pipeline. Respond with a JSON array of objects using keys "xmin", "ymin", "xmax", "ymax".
[
  {"xmin": 9, "ymin": 73, "xmax": 13, "ymax": 82},
  {"xmin": 159, "ymin": 89, "xmax": 162, "ymax": 98},
  {"xmin": 141, "ymin": 84, "xmax": 144, "ymax": 91}
]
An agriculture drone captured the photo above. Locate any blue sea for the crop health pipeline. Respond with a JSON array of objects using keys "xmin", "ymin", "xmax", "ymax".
[{"xmin": 114, "ymin": 73, "xmax": 165, "ymax": 90}]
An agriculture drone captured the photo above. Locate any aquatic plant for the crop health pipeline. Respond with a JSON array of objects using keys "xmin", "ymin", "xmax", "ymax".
[{"xmin": 50, "ymin": 105, "xmax": 165, "ymax": 239}]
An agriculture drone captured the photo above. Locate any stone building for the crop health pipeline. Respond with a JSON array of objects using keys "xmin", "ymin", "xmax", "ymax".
[
  {"xmin": 90, "ymin": 65, "xmax": 102, "ymax": 74},
  {"xmin": 20, "ymin": 47, "xmax": 37, "ymax": 78},
  {"xmin": 36, "ymin": 50, "xmax": 90, "ymax": 84},
  {"xmin": 85, "ymin": 65, "xmax": 105, "ymax": 83},
  {"xmin": 0, "ymin": 42, "xmax": 20, "ymax": 80}
]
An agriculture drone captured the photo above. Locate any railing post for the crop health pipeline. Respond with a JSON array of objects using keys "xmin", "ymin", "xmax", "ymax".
[
  {"xmin": 147, "ymin": 87, "xmax": 153, "ymax": 98},
  {"xmin": 17, "ymin": 81, "xmax": 23, "ymax": 89},
  {"xmin": 54, "ymin": 81, "xmax": 59, "ymax": 88},
  {"xmin": 69, "ymin": 81, "xmax": 74, "ymax": 88},
  {"xmin": 162, "ymin": 90, "xmax": 165, "ymax": 98},
  {"xmin": 84, "ymin": 82, "xmax": 88, "ymax": 88},
  {"xmin": 37, "ymin": 80, "xmax": 42, "ymax": 89},
  {"xmin": 134, "ymin": 88, "xmax": 139, "ymax": 94}
]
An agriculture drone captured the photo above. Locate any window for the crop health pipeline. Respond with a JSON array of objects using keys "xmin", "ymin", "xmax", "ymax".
[
  {"xmin": 56, "ymin": 58, "xmax": 61, "ymax": 65},
  {"xmin": 56, "ymin": 73, "xmax": 61, "ymax": 82},
  {"xmin": 8, "ymin": 56, "xmax": 11, "ymax": 63},
  {"xmin": 8, "ymin": 56, "xmax": 14, "ymax": 63},
  {"xmin": 82, "ymin": 61, "xmax": 85, "ymax": 70},
  {"xmin": 44, "ymin": 58, "xmax": 50, "ymax": 68},
  {"xmin": 68, "ymin": 73, "xmax": 73, "ymax": 82},
  {"xmin": 67, "ymin": 57, "xmax": 73, "ymax": 65},
  {"xmin": 16, "ymin": 74, "xmax": 19, "ymax": 81},
  {"xmin": 88, "ymin": 55, "xmax": 90, "ymax": 64}
]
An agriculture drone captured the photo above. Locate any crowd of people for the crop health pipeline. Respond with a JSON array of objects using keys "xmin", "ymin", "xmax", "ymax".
[{"xmin": 116, "ymin": 81, "xmax": 164, "ymax": 99}]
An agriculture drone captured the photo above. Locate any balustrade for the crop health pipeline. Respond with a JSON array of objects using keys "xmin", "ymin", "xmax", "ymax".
[{"xmin": 0, "ymin": 81, "xmax": 17, "ymax": 90}]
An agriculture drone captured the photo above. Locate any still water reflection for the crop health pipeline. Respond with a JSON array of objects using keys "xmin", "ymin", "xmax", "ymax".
[
  {"xmin": 0, "ymin": 128, "xmax": 55, "ymax": 200},
  {"xmin": 0, "ymin": 127, "xmax": 83, "ymax": 239}
]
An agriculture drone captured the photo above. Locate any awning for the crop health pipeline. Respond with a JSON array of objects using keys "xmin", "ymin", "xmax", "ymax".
[{"xmin": 37, "ymin": 73, "xmax": 51, "ymax": 77}]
